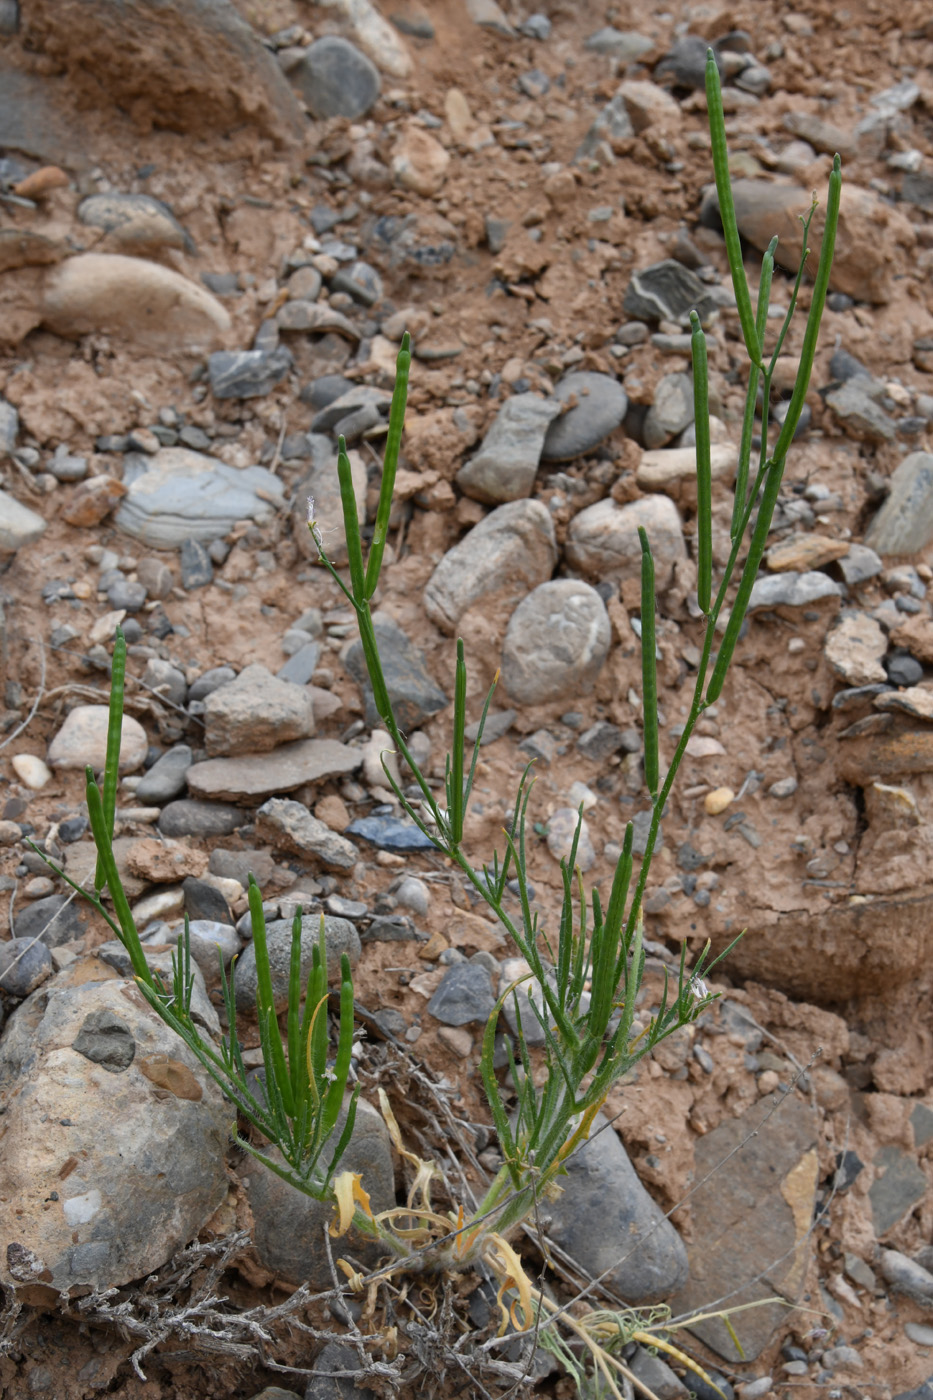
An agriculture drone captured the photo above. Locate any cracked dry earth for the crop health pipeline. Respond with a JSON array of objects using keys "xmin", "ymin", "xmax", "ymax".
[{"xmin": 3, "ymin": 0, "xmax": 933, "ymax": 1397}]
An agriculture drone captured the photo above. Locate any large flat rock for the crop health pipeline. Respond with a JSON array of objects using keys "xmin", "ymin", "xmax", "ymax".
[{"xmin": 185, "ymin": 738, "xmax": 361, "ymax": 802}]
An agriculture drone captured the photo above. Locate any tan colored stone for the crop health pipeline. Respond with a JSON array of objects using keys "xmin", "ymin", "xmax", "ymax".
[
  {"xmin": 47, "ymin": 705, "xmax": 147, "ymax": 773},
  {"xmin": 125, "ymin": 839, "xmax": 208, "ymax": 884},
  {"xmin": 890, "ymin": 613, "xmax": 933, "ymax": 663},
  {"xmin": 636, "ymin": 443, "xmax": 735, "ymax": 506},
  {"xmin": 825, "ymin": 612, "xmax": 887, "ymax": 686},
  {"xmin": 186, "ymin": 738, "xmax": 361, "ymax": 802},
  {"xmin": 767, "ymin": 532, "xmax": 850, "ymax": 572},
  {"xmin": 61, "ymin": 475, "xmax": 127, "ymax": 527},
  {"xmin": 618, "ymin": 80, "xmax": 682, "ymax": 135},
  {"xmin": 314, "ymin": 794, "xmax": 351, "ymax": 832},
  {"xmin": 392, "ymin": 125, "xmax": 450, "ymax": 196},
  {"xmin": 42, "ymin": 254, "xmax": 231, "ymax": 351},
  {"xmin": 704, "ymin": 787, "xmax": 734, "ymax": 815}
]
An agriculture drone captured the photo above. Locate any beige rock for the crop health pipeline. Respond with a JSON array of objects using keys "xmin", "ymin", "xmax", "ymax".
[
  {"xmin": 825, "ymin": 612, "xmax": 887, "ymax": 686},
  {"xmin": 47, "ymin": 705, "xmax": 147, "ymax": 773},
  {"xmin": 392, "ymin": 125, "xmax": 450, "ymax": 196},
  {"xmin": 618, "ymin": 80, "xmax": 682, "ymax": 135},
  {"xmin": 315, "ymin": 794, "xmax": 351, "ymax": 832},
  {"xmin": 42, "ymin": 254, "xmax": 231, "ymax": 351},
  {"xmin": 89, "ymin": 610, "xmax": 126, "ymax": 646},
  {"xmin": 131, "ymin": 887, "xmax": 186, "ymax": 923},
  {"xmin": 565, "ymin": 495, "xmax": 686, "ymax": 591},
  {"xmin": 445, "ymin": 88, "xmax": 474, "ymax": 143},
  {"xmin": 186, "ymin": 737, "xmax": 361, "ymax": 802},
  {"xmin": 544, "ymin": 169, "xmax": 578, "ymax": 209},
  {"xmin": 203, "ymin": 665, "xmax": 314, "ymax": 757},
  {"xmin": 704, "ymin": 787, "xmax": 735, "ymax": 815},
  {"xmin": 11, "ymin": 755, "xmax": 52, "ymax": 790},
  {"xmin": 767, "ymin": 532, "xmax": 850, "ymax": 572},
  {"xmin": 636, "ymin": 443, "xmax": 736, "ymax": 506},
  {"xmin": 438, "ymin": 1026, "xmax": 473, "ymax": 1058},
  {"xmin": 126, "ymin": 839, "xmax": 209, "ymax": 884},
  {"xmin": 61, "ymin": 475, "xmax": 127, "ymax": 527},
  {"xmin": 0, "ymin": 490, "xmax": 47, "ymax": 551}
]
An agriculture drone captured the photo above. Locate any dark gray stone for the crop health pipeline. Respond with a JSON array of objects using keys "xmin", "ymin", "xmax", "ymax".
[
  {"xmin": 343, "ymin": 613, "xmax": 447, "ymax": 729},
  {"xmin": 577, "ymin": 721, "xmax": 628, "ymax": 761},
  {"xmin": 346, "ymin": 815, "xmax": 436, "ymax": 851},
  {"xmin": 300, "ymin": 374, "xmax": 355, "ymax": 410},
  {"xmin": 361, "ymin": 914, "xmax": 416, "ymax": 942},
  {"xmin": 277, "ymin": 642, "xmax": 321, "ymax": 686},
  {"xmin": 427, "ymin": 963, "xmax": 495, "ymax": 1026},
  {"xmin": 71, "ymin": 1009, "xmax": 136, "ymax": 1072},
  {"xmin": 655, "ymin": 34, "xmax": 721, "ymax": 90},
  {"xmin": 188, "ymin": 666, "xmax": 236, "ymax": 702},
  {"xmin": 886, "ymin": 653, "xmax": 924, "ymax": 687},
  {"xmin": 547, "ymin": 1112, "xmax": 688, "ymax": 1304},
  {"xmin": 0, "ymin": 937, "xmax": 53, "ymax": 996},
  {"xmin": 456, "ymin": 393, "xmax": 561, "ymax": 502},
  {"xmin": 183, "ymin": 876, "xmax": 232, "ymax": 926},
  {"xmin": 628, "ymin": 1348, "xmax": 689, "ymax": 1400},
  {"xmin": 870, "ymin": 1145, "xmax": 928, "ymax": 1237},
  {"xmin": 305, "ymin": 1341, "xmax": 377, "ymax": 1400},
  {"xmin": 830, "ymin": 346, "xmax": 871, "ymax": 382},
  {"xmin": 158, "ymin": 799, "xmax": 244, "ymax": 838},
  {"xmin": 825, "ymin": 380, "xmax": 896, "ymax": 443},
  {"xmin": 135, "ymin": 744, "xmax": 193, "ymax": 804},
  {"xmin": 330, "ymin": 260, "xmax": 383, "ymax": 306},
  {"xmin": 623, "ymin": 259, "xmax": 721, "ymax": 326},
  {"xmin": 291, "ymin": 37, "xmax": 381, "ymax": 121},
  {"xmin": 58, "ymin": 815, "xmax": 88, "ymax": 843},
  {"xmin": 179, "ymin": 537, "xmax": 214, "ymax": 590},
  {"xmin": 208, "ymin": 347, "xmax": 292, "ymax": 400},
  {"xmin": 14, "ymin": 894, "xmax": 87, "ymax": 949},
  {"xmin": 106, "ymin": 578, "xmax": 148, "ymax": 611},
  {"xmin": 541, "ymin": 373, "xmax": 628, "ymax": 462}
]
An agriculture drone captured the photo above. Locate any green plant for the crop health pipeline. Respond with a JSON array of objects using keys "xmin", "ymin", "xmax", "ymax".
[{"xmin": 35, "ymin": 47, "xmax": 840, "ymax": 1393}]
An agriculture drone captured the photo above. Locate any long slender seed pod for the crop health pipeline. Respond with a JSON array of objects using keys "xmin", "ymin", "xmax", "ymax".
[
  {"xmin": 450, "ymin": 639, "xmax": 466, "ymax": 844},
  {"xmin": 638, "ymin": 527, "xmax": 659, "ymax": 795},
  {"xmin": 95, "ymin": 627, "xmax": 126, "ymax": 892},
  {"xmin": 286, "ymin": 906, "xmax": 304, "ymax": 1098},
  {"xmin": 322, "ymin": 955, "xmax": 356, "ymax": 1138},
  {"xmin": 86, "ymin": 774, "xmax": 151, "ymax": 983},
  {"xmin": 771, "ymin": 156, "xmax": 842, "ymax": 462},
  {"xmin": 690, "ymin": 311, "xmax": 712, "ymax": 613},
  {"xmin": 247, "ymin": 876, "xmax": 293, "ymax": 1113},
  {"xmin": 705, "ymin": 50, "xmax": 762, "ymax": 367},
  {"xmin": 706, "ymin": 459, "xmax": 785, "ymax": 703},
  {"xmin": 336, "ymin": 437, "xmax": 366, "ymax": 602},
  {"xmin": 365, "ymin": 333, "xmax": 411, "ymax": 599},
  {"xmin": 731, "ymin": 239, "xmax": 776, "ymax": 539}
]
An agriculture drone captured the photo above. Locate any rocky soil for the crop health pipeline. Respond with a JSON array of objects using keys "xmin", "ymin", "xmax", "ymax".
[{"xmin": 2, "ymin": 0, "xmax": 933, "ymax": 1398}]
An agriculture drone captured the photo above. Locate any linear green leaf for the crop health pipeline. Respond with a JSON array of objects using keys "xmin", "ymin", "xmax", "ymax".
[
  {"xmin": 690, "ymin": 310, "xmax": 712, "ymax": 613},
  {"xmin": 95, "ymin": 627, "xmax": 126, "ymax": 892},
  {"xmin": 336, "ymin": 436, "xmax": 366, "ymax": 602},
  {"xmin": 638, "ymin": 526, "xmax": 659, "ymax": 795},
  {"xmin": 365, "ymin": 332, "xmax": 411, "ymax": 599},
  {"xmin": 705, "ymin": 50, "xmax": 761, "ymax": 367}
]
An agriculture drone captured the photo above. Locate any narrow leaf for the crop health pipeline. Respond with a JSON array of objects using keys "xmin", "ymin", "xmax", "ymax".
[
  {"xmin": 95, "ymin": 627, "xmax": 126, "ymax": 892},
  {"xmin": 690, "ymin": 310, "xmax": 712, "ymax": 614},
  {"xmin": 365, "ymin": 333, "xmax": 411, "ymax": 599},
  {"xmin": 638, "ymin": 526, "xmax": 659, "ymax": 795},
  {"xmin": 705, "ymin": 51, "xmax": 761, "ymax": 366}
]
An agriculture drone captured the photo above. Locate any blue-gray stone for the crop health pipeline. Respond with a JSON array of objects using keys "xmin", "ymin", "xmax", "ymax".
[
  {"xmin": 624, "ymin": 259, "xmax": 721, "ymax": 325},
  {"xmin": 14, "ymin": 894, "xmax": 87, "ymax": 949},
  {"xmin": 158, "ymin": 799, "xmax": 244, "ymax": 838},
  {"xmin": 107, "ymin": 578, "xmax": 148, "ymax": 611},
  {"xmin": 343, "ymin": 613, "xmax": 447, "ymax": 729},
  {"xmin": 290, "ymin": 37, "xmax": 380, "ymax": 121},
  {"xmin": 188, "ymin": 667, "xmax": 236, "ymax": 702},
  {"xmin": 277, "ymin": 642, "xmax": 321, "ymax": 686},
  {"xmin": 870, "ymin": 1145, "xmax": 928, "ymax": 1237},
  {"xmin": 135, "ymin": 745, "xmax": 192, "ymax": 804},
  {"xmin": 541, "ymin": 373, "xmax": 628, "ymax": 462},
  {"xmin": 71, "ymin": 1009, "xmax": 136, "ymax": 1072},
  {"xmin": 208, "ymin": 346, "xmax": 292, "ymax": 399},
  {"xmin": 427, "ymin": 963, "xmax": 495, "ymax": 1026},
  {"xmin": 0, "ymin": 937, "xmax": 52, "ymax": 997},
  {"xmin": 180, "ymin": 537, "xmax": 213, "ymax": 589},
  {"xmin": 346, "ymin": 815, "xmax": 436, "ymax": 852}
]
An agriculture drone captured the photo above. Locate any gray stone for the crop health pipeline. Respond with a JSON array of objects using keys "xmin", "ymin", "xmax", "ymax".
[
  {"xmin": 871, "ymin": 1147, "xmax": 929, "ymax": 1238},
  {"xmin": 824, "ymin": 611, "xmax": 887, "ymax": 685},
  {"xmin": 71, "ymin": 1009, "xmax": 136, "ymax": 1072},
  {"xmin": 0, "ymin": 491, "xmax": 47, "ymax": 552},
  {"xmin": 179, "ymin": 537, "xmax": 213, "ymax": 589},
  {"xmin": 427, "ymin": 963, "xmax": 495, "ymax": 1026},
  {"xmin": 545, "ymin": 808, "xmax": 596, "ymax": 872},
  {"xmin": 13, "ymin": 894, "xmax": 87, "ymax": 949},
  {"xmin": 208, "ymin": 346, "xmax": 292, "ymax": 399},
  {"xmin": 182, "ymin": 877, "xmax": 232, "ymax": 925},
  {"xmin": 575, "ymin": 92, "xmax": 634, "ymax": 161},
  {"xmin": 644, "ymin": 373, "xmax": 694, "ymax": 449},
  {"xmin": 158, "ymin": 799, "xmax": 245, "ymax": 838},
  {"xmin": 0, "ymin": 398, "xmax": 18, "ymax": 456},
  {"xmin": 584, "ymin": 27, "xmax": 654, "ymax": 59},
  {"xmin": 331, "ymin": 261, "xmax": 383, "ymax": 306},
  {"xmin": 541, "ymin": 373, "xmax": 628, "ymax": 462},
  {"xmin": 21, "ymin": 0, "xmax": 305, "ymax": 146},
  {"xmin": 826, "ymin": 380, "xmax": 897, "ymax": 442},
  {"xmin": 830, "ymin": 346, "xmax": 872, "ymax": 381},
  {"xmin": 566, "ymin": 494, "xmax": 686, "ymax": 590},
  {"xmin": 135, "ymin": 745, "xmax": 193, "ymax": 804},
  {"xmin": 520, "ymin": 13, "xmax": 550, "ymax": 40},
  {"xmin": 880, "ymin": 1249, "xmax": 933, "ymax": 1302},
  {"xmin": 136, "ymin": 556, "xmax": 175, "ymax": 599},
  {"xmin": 106, "ymin": 577, "xmax": 148, "ymax": 611},
  {"xmin": 309, "ymin": 385, "xmax": 390, "ymax": 435},
  {"xmin": 655, "ymin": 34, "xmax": 719, "ymax": 89},
  {"xmin": 186, "ymin": 739, "xmax": 361, "ymax": 803},
  {"xmin": 577, "ymin": 721, "xmax": 632, "ymax": 761},
  {"xmin": 394, "ymin": 876, "xmax": 430, "ymax": 916},
  {"xmin": 142, "ymin": 658, "xmax": 187, "ymax": 708},
  {"xmin": 424, "ymin": 499, "xmax": 557, "ymax": 633},
  {"xmin": 49, "ymin": 447, "xmax": 88, "ymax": 482},
  {"xmin": 344, "ymin": 613, "xmax": 447, "ymax": 729},
  {"xmin": 362, "ymin": 914, "xmax": 415, "ymax": 942},
  {"xmin": 623, "ymin": 260, "xmax": 721, "ymax": 325},
  {"xmin": 305, "ymin": 1340, "xmax": 377, "ymax": 1400},
  {"xmin": 465, "ymin": 707, "xmax": 516, "ymax": 745},
  {"xmin": 290, "ymin": 37, "xmax": 381, "ymax": 121},
  {"xmin": 0, "ymin": 970, "xmax": 229, "ymax": 1296},
  {"xmin": 747, "ymin": 570, "xmax": 844, "ymax": 611},
  {"xmin": 546, "ymin": 1112, "xmax": 688, "ymax": 1304},
  {"xmin": 628, "ymin": 1349, "xmax": 688, "ymax": 1399},
  {"xmin": 256, "ymin": 798, "xmax": 358, "ymax": 870},
  {"xmin": 839, "ymin": 543, "xmax": 883, "ymax": 585},
  {"xmin": 277, "ymin": 642, "xmax": 321, "ymax": 686},
  {"xmin": 204, "ymin": 664, "xmax": 315, "ymax": 757},
  {"xmin": 866, "ymin": 453, "xmax": 933, "ymax": 555},
  {"xmin": 821, "ymin": 1346, "xmax": 863, "ymax": 1372},
  {"xmin": 234, "ymin": 915, "xmax": 361, "ymax": 1014},
  {"xmin": 188, "ymin": 666, "xmax": 236, "ymax": 701},
  {"xmin": 668, "ymin": 1094, "xmax": 819, "ymax": 1360},
  {"xmin": 456, "ymin": 394, "xmax": 561, "ymax": 502},
  {"xmin": 345, "ymin": 815, "xmax": 436, "ymax": 851},
  {"xmin": 501, "ymin": 581, "xmax": 611, "ymax": 705},
  {"xmin": 209, "ymin": 847, "xmax": 278, "ymax": 890},
  {"xmin": 0, "ymin": 937, "xmax": 52, "ymax": 997},
  {"xmin": 114, "ymin": 449, "xmax": 285, "ymax": 548},
  {"xmin": 77, "ymin": 193, "xmax": 193, "ymax": 255}
]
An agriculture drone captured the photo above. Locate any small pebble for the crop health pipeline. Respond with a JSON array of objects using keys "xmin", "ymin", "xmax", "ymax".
[
  {"xmin": 704, "ymin": 787, "xmax": 734, "ymax": 815},
  {"xmin": 11, "ymin": 754, "xmax": 52, "ymax": 790},
  {"xmin": 437, "ymin": 1026, "xmax": 473, "ymax": 1058},
  {"xmin": 22, "ymin": 876, "xmax": 56, "ymax": 899}
]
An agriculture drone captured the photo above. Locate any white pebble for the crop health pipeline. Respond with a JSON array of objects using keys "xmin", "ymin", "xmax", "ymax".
[{"xmin": 11, "ymin": 754, "xmax": 52, "ymax": 790}]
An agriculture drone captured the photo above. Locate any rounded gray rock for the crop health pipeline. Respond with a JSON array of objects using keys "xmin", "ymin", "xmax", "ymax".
[
  {"xmin": 542, "ymin": 373, "xmax": 628, "ymax": 462},
  {"xmin": 291, "ymin": 37, "xmax": 381, "ymax": 121},
  {"xmin": 427, "ymin": 963, "xmax": 496, "ymax": 1026},
  {"xmin": 234, "ymin": 915, "xmax": 361, "ymax": 1015},
  {"xmin": 643, "ymin": 372, "xmax": 695, "ymax": 449},
  {"xmin": 456, "ymin": 393, "xmax": 561, "ymax": 503},
  {"xmin": 424, "ymin": 499, "xmax": 557, "ymax": 634},
  {"xmin": 501, "ymin": 580, "xmax": 611, "ymax": 705},
  {"xmin": 565, "ymin": 495, "xmax": 686, "ymax": 590},
  {"xmin": 204, "ymin": 664, "xmax": 315, "ymax": 757}
]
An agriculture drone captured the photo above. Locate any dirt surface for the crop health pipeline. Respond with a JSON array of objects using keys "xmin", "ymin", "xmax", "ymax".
[{"xmin": 3, "ymin": 0, "xmax": 933, "ymax": 1397}]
